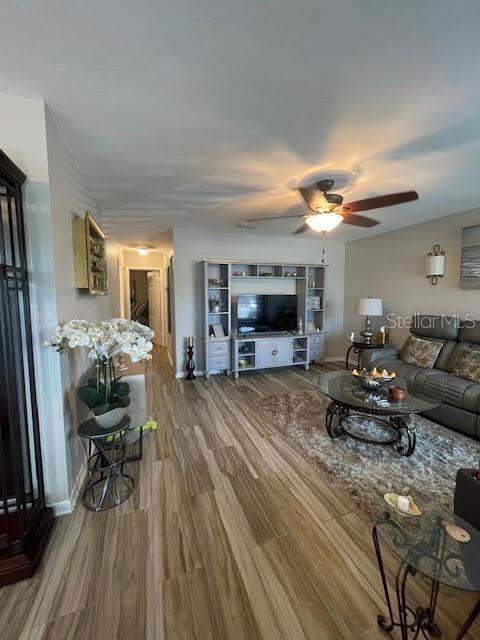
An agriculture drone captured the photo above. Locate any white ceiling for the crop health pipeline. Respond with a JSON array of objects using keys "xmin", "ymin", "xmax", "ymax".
[{"xmin": 1, "ymin": 0, "xmax": 480, "ymax": 244}]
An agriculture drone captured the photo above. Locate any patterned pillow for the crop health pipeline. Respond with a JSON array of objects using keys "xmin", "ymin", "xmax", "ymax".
[
  {"xmin": 400, "ymin": 335, "xmax": 443, "ymax": 369},
  {"xmin": 453, "ymin": 349, "xmax": 480, "ymax": 383}
]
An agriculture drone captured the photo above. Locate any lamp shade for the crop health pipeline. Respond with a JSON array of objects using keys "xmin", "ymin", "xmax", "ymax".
[
  {"xmin": 357, "ymin": 297, "xmax": 383, "ymax": 316},
  {"xmin": 425, "ymin": 254, "xmax": 445, "ymax": 277}
]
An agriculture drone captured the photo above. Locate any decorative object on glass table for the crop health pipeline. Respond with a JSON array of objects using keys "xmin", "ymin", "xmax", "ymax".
[
  {"xmin": 388, "ymin": 386, "xmax": 406, "ymax": 401},
  {"xmin": 351, "ymin": 366, "xmax": 397, "ymax": 389},
  {"xmin": 384, "ymin": 492, "xmax": 422, "ymax": 516}
]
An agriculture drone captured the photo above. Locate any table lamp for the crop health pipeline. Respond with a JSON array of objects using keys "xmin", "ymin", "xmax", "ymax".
[{"xmin": 357, "ymin": 298, "xmax": 383, "ymax": 344}]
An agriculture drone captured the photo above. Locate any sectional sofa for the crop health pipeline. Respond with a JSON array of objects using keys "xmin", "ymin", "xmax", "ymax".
[{"xmin": 362, "ymin": 315, "xmax": 480, "ymax": 438}]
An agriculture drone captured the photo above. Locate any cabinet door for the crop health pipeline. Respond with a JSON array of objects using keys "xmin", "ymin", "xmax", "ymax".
[
  {"xmin": 274, "ymin": 339, "xmax": 293, "ymax": 366},
  {"xmin": 256, "ymin": 340, "xmax": 276, "ymax": 368}
]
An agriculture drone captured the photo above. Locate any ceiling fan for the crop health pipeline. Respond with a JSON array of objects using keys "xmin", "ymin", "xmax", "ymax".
[{"xmin": 245, "ymin": 179, "xmax": 419, "ymax": 234}]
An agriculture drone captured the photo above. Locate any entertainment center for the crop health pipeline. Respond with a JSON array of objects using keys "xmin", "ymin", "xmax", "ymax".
[{"xmin": 202, "ymin": 260, "xmax": 326, "ymax": 378}]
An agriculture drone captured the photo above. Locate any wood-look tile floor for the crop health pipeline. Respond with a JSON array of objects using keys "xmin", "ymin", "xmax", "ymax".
[{"xmin": 1, "ymin": 349, "xmax": 478, "ymax": 639}]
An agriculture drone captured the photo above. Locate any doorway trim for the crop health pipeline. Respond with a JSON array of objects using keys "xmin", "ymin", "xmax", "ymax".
[{"xmin": 124, "ymin": 266, "xmax": 164, "ymax": 345}]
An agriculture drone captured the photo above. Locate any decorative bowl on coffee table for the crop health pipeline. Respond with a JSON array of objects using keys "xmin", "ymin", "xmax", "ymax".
[{"xmin": 352, "ymin": 367, "xmax": 396, "ymax": 390}]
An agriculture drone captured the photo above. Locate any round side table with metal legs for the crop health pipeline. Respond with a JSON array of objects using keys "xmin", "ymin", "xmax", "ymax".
[{"xmin": 78, "ymin": 415, "xmax": 134, "ymax": 511}]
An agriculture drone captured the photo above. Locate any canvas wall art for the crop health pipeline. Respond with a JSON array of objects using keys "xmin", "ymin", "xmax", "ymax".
[{"xmin": 460, "ymin": 224, "xmax": 480, "ymax": 290}]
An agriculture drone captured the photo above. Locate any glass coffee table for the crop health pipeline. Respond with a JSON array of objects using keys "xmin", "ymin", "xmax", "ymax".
[
  {"xmin": 314, "ymin": 371, "xmax": 440, "ymax": 457},
  {"xmin": 373, "ymin": 495, "xmax": 480, "ymax": 639}
]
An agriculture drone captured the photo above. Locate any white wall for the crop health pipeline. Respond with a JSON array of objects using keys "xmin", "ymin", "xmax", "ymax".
[
  {"xmin": 0, "ymin": 93, "xmax": 50, "ymax": 182},
  {"xmin": 0, "ymin": 93, "xmax": 70, "ymax": 508},
  {"xmin": 344, "ymin": 207, "xmax": 480, "ymax": 349},
  {"xmin": 107, "ymin": 237, "xmax": 122, "ymax": 317},
  {"xmin": 0, "ymin": 92, "xmax": 120, "ymax": 511},
  {"xmin": 45, "ymin": 107, "xmax": 117, "ymax": 496},
  {"xmin": 173, "ymin": 226, "xmax": 345, "ymax": 375}
]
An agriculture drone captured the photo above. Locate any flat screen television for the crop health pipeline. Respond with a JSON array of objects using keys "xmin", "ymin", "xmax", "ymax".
[{"xmin": 236, "ymin": 294, "xmax": 297, "ymax": 334}]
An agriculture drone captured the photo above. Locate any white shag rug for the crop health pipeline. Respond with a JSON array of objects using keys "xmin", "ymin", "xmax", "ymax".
[{"xmin": 260, "ymin": 390, "xmax": 480, "ymax": 514}]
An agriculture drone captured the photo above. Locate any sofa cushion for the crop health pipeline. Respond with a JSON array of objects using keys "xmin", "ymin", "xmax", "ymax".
[
  {"xmin": 400, "ymin": 335, "xmax": 444, "ymax": 369},
  {"xmin": 411, "ymin": 314, "xmax": 460, "ymax": 340},
  {"xmin": 372, "ymin": 358, "xmax": 439, "ymax": 387},
  {"xmin": 445, "ymin": 342, "xmax": 480, "ymax": 372},
  {"xmin": 434, "ymin": 340, "xmax": 457, "ymax": 371},
  {"xmin": 422, "ymin": 372, "xmax": 480, "ymax": 413},
  {"xmin": 453, "ymin": 349, "xmax": 480, "ymax": 383}
]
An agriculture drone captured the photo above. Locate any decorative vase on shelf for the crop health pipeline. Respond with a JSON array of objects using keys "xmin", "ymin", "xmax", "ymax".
[
  {"xmin": 298, "ymin": 318, "xmax": 303, "ymax": 335},
  {"xmin": 209, "ymin": 298, "xmax": 222, "ymax": 313}
]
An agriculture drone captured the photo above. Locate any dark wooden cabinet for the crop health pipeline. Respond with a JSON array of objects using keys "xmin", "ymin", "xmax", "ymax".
[{"xmin": 0, "ymin": 149, "xmax": 54, "ymax": 585}]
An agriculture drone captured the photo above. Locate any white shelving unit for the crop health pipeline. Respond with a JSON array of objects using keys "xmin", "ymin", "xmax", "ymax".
[{"xmin": 201, "ymin": 260, "xmax": 326, "ymax": 378}]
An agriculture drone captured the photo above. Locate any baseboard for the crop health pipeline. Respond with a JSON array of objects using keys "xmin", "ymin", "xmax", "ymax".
[
  {"xmin": 48, "ymin": 499, "xmax": 73, "ymax": 516},
  {"xmin": 47, "ymin": 458, "xmax": 86, "ymax": 517},
  {"xmin": 323, "ymin": 356, "xmax": 345, "ymax": 363}
]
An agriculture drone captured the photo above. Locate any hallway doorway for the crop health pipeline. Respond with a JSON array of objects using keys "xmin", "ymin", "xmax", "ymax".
[{"xmin": 127, "ymin": 268, "xmax": 164, "ymax": 346}]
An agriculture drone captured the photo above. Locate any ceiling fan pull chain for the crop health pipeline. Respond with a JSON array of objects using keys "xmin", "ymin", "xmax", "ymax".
[{"xmin": 321, "ymin": 231, "xmax": 327, "ymax": 265}]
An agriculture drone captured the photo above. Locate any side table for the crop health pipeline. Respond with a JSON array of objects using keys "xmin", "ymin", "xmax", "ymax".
[
  {"xmin": 372, "ymin": 497, "xmax": 480, "ymax": 639},
  {"xmin": 78, "ymin": 415, "xmax": 134, "ymax": 511},
  {"xmin": 345, "ymin": 339, "xmax": 384, "ymax": 370}
]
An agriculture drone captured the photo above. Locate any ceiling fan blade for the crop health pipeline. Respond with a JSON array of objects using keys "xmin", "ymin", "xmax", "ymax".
[
  {"xmin": 341, "ymin": 214, "xmax": 379, "ymax": 228},
  {"xmin": 292, "ymin": 223, "xmax": 309, "ymax": 235},
  {"xmin": 245, "ymin": 214, "xmax": 306, "ymax": 223},
  {"xmin": 340, "ymin": 191, "xmax": 418, "ymax": 213},
  {"xmin": 298, "ymin": 186, "xmax": 328, "ymax": 212}
]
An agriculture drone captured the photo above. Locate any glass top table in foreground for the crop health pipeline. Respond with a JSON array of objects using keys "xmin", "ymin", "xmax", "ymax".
[
  {"xmin": 314, "ymin": 371, "xmax": 440, "ymax": 457},
  {"xmin": 372, "ymin": 495, "xmax": 480, "ymax": 638}
]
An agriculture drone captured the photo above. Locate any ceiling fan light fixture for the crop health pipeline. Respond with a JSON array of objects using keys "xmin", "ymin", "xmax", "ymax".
[{"xmin": 306, "ymin": 212, "xmax": 343, "ymax": 232}]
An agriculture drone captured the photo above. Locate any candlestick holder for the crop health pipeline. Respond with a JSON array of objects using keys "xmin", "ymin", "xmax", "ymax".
[{"xmin": 186, "ymin": 344, "xmax": 196, "ymax": 380}]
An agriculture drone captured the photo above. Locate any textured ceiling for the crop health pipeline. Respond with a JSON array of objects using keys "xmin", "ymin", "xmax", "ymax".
[{"xmin": 1, "ymin": 0, "xmax": 480, "ymax": 244}]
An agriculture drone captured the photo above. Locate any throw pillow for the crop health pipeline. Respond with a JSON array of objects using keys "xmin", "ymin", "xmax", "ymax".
[
  {"xmin": 453, "ymin": 349, "xmax": 480, "ymax": 383},
  {"xmin": 400, "ymin": 335, "xmax": 443, "ymax": 369}
]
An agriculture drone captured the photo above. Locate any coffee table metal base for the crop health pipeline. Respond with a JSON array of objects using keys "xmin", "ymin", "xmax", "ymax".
[{"xmin": 325, "ymin": 400, "xmax": 417, "ymax": 457}]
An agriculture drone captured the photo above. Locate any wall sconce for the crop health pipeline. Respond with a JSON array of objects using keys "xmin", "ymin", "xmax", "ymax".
[{"xmin": 426, "ymin": 244, "xmax": 445, "ymax": 285}]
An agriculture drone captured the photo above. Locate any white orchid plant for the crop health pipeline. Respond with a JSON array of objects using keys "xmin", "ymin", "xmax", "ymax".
[{"xmin": 44, "ymin": 318, "xmax": 154, "ymax": 416}]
